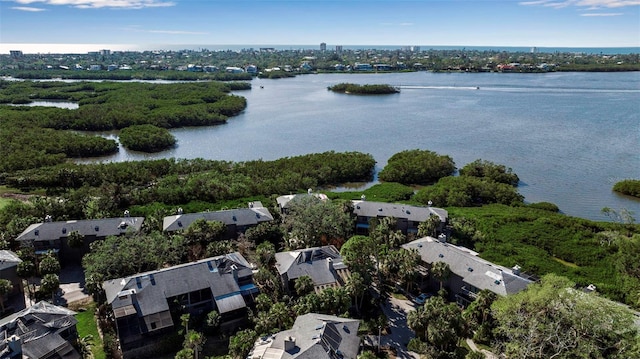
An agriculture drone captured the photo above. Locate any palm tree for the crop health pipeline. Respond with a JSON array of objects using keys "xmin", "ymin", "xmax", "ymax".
[
  {"xmin": 16, "ymin": 261, "xmax": 35, "ymax": 301},
  {"xmin": 40, "ymin": 274, "xmax": 59, "ymax": 304},
  {"xmin": 431, "ymin": 261, "xmax": 451, "ymax": 291},
  {"xmin": 77, "ymin": 335, "xmax": 94, "ymax": 359},
  {"xmin": 184, "ymin": 331, "xmax": 205, "ymax": 359},
  {"xmin": 294, "ymin": 275, "xmax": 315, "ymax": 297},
  {"xmin": 345, "ymin": 272, "xmax": 366, "ymax": 313},
  {"xmin": 407, "ymin": 305, "xmax": 428, "ymax": 341}
]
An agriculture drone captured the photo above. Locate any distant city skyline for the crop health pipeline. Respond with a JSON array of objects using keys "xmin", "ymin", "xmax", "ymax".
[{"xmin": 1, "ymin": 0, "xmax": 639, "ymax": 54}]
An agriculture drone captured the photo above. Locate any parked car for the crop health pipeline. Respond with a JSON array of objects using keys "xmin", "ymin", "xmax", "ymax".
[{"xmin": 414, "ymin": 293, "xmax": 432, "ymax": 305}]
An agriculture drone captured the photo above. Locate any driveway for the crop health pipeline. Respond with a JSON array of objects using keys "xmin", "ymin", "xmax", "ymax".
[
  {"xmin": 379, "ymin": 296, "xmax": 421, "ymax": 359},
  {"xmin": 57, "ymin": 265, "xmax": 89, "ymax": 306}
]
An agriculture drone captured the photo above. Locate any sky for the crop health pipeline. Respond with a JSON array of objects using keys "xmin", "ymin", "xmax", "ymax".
[{"xmin": 1, "ymin": 0, "xmax": 639, "ymax": 54}]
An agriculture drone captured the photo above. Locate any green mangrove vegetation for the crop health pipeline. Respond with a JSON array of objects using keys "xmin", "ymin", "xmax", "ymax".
[
  {"xmin": 118, "ymin": 124, "xmax": 177, "ymax": 152},
  {"xmin": 328, "ymin": 83, "xmax": 400, "ymax": 94},
  {"xmin": 613, "ymin": 179, "xmax": 640, "ymax": 198},
  {"xmin": 378, "ymin": 149, "xmax": 456, "ymax": 185},
  {"xmin": 0, "ymin": 80, "xmax": 249, "ymax": 172}
]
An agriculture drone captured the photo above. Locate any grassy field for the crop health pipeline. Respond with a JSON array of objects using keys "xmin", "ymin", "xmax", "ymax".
[{"xmin": 72, "ymin": 299, "xmax": 106, "ymax": 359}]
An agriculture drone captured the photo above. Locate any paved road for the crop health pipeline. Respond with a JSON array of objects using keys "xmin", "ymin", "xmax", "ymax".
[{"xmin": 379, "ymin": 296, "xmax": 421, "ymax": 359}]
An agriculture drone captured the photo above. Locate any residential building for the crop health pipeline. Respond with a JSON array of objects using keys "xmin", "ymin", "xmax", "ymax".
[
  {"xmin": 320, "ymin": 43, "xmax": 327, "ymax": 52},
  {"xmin": 15, "ymin": 214, "xmax": 144, "ymax": 263},
  {"xmin": 353, "ymin": 63, "xmax": 373, "ymax": 71},
  {"xmin": 402, "ymin": 237, "xmax": 533, "ymax": 306},
  {"xmin": 0, "ymin": 301, "xmax": 79, "ymax": 359},
  {"xmin": 247, "ymin": 313, "xmax": 360, "ymax": 359},
  {"xmin": 245, "ymin": 65, "xmax": 258, "ymax": 74},
  {"xmin": 0, "ymin": 251, "xmax": 24, "ymax": 314},
  {"xmin": 275, "ymin": 246, "xmax": 350, "ymax": 294},
  {"xmin": 103, "ymin": 252, "xmax": 258, "ymax": 358},
  {"xmin": 162, "ymin": 201, "xmax": 273, "ymax": 239},
  {"xmin": 352, "ymin": 200, "xmax": 447, "ymax": 236}
]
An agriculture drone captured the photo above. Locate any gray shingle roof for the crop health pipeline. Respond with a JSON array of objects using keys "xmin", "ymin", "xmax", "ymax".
[
  {"xmin": 402, "ymin": 237, "xmax": 532, "ymax": 296},
  {"xmin": 0, "ymin": 250, "xmax": 21, "ymax": 271},
  {"xmin": 15, "ymin": 217, "xmax": 144, "ymax": 242},
  {"xmin": 275, "ymin": 246, "xmax": 348, "ymax": 288},
  {"xmin": 248, "ymin": 313, "xmax": 360, "ymax": 359},
  {"xmin": 162, "ymin": 202, "xmax": 273, "ymax": 232},
  {"xmin": 103, "ymin": 252, "xmax": 253, "ymax": 317},
  {"xmin": 352, "ymin": 200, "xmax": 447, "ymax": 223},
  {"xmin": 0, "ymin": 301, "xmax": 79, "ymax": 359}
]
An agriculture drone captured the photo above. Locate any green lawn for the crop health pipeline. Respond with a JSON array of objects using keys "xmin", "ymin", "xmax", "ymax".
[{"xmin": 74, "ymin": 301, "xmax": 106, "ymax": 359}]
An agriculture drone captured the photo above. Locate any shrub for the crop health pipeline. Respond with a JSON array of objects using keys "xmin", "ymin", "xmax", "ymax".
[
  {"xmin": 613, "ymin": 179, "xmax": 640, "ymax": 198},
  {"xmin": 378, "ymin": 149, "xmax": 455, "ymax": 185},
  {"xmin": 118, "ymin": 124, "xmax": 176, "ymax": 152}
]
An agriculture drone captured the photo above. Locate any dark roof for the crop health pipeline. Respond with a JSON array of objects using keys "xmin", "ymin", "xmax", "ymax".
[
  {"xmin": 163, "ymin": 202, "xmax": 273, "ymax": 232},
  {"xmin": 15, "ymin": 216, "xmax": 144, "ymax": 242},
  {"xmin": 248, "ymin": 313, "xmax": 361, "ymax": 359},
  {"xmin": 0, "ymin": 250, "xmax": 21, "ymax": 271},
  {"xmin": 275, "ymin": 246, "xmax": 349, "ymax": 290},
  {"xmin": 0, "ymin": 301, "xmax": 79, "ymax": 359},
  {"xmin": 104, "ymin": 252, "xmax": 254, "ymax": 317},
  {"xmin": 352, "ymin": 200, "xmax": 447, "ymax": 223},
  {"xmin": 402, "ymin": 237, "xmax": 532, "ymax": 296}
]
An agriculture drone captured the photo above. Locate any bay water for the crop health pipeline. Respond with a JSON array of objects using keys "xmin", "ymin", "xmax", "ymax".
[{"xmin": 82, "ymin": 71, "xmax": 640, "ymax": 221}]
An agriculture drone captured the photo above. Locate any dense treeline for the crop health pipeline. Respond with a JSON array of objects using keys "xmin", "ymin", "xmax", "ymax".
[
  {"xmin": 1, "ymin": 70, "xmax": 253, "ymax": 81},
  {"xmin": 118, "ymin": 124, "xmax": 177, "ymax": 152},
  {"xmin": 328, "ymin": 83, "xmax": 399, "ymax": 94},
  {"xmin": 0, "ymin": 80, "xmax": 249, "ymax": 172},
  {"xmin": 613, "ymin": 179, "xmax": 640, "ymax": 198},
  {"xmin": 3, "ymin": 151, "xmax": 375, "ymax": 209}
]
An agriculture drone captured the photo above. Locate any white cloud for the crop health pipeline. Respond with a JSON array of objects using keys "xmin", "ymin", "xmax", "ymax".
[
  {"xmin": 11, "ymin": 6, "xmax": 47, "ymax": 11},
  {"xmin": 11, "ymin": 0, "xmax": 175, "ymax": 9},
  {"xmin": 123, "ymin": 26, "xmax": 208, "ymax": 35},
  {"xmin": 400, "ymin": 22, "xmax": 414, "ymax": 26},
  {"xmin": 519, "ymin": 0, "xmax": 640, "ymax": 9},
  {"xmin": 580, "ymin": 11, "xmax": 625, "ymax": 14}
]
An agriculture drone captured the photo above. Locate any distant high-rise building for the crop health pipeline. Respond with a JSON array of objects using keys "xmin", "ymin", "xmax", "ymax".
[
  {"xmin": 335, "ymin": 45, "xmax": 343, "ymax": 53},
  {"xmin": 531, "ymin": 47, "xmax": 538, "ymax": 53},
  {"xmin": 9, "ymin": 50, "xmax": 23, "ymax": 58},
  {"xmin": 411, "ymin": 46, "xmax": 421, "ymax": 52},
  {"xmin": 99, "ymin": 49, "xmax": 111, "ymax": 56},
  {"xmin": 320, "ymin": 42, "xmax": 327, "ymax": 51}
]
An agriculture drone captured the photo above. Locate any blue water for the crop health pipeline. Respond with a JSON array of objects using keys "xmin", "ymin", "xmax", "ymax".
[{"xmin": 81, "ymin": 72, "xmax": 640, "ymax": 222}]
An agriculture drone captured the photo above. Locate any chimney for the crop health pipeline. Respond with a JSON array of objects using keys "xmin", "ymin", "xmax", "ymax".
[
  {"xmin": 326, "ymin": 257, "xmax": 334, "ymax": 272},
  {"xmin": 437, "ymin": 233, "xmax": 447, "ymax": 243},
  {"xmin": 284, "ymin": 336, "xmax": 296, "ymax": 352},
  {"xmin": 512, "ymin": 265, "xmax": 521, "ymax": 276},
  {"xmin": 177, "ymin": 207, "xmax": 183, "ymax": 215},
  {"xmin": 231, "ymin": 264, "xmax": 238, "ymax": 282},
  {"xmin": 8, "ymin": 335, "xmax": 22, "ymax": 355},
  {"xmin": 45, "ymin": 215, "xmax": 52, "ymax": 222}
]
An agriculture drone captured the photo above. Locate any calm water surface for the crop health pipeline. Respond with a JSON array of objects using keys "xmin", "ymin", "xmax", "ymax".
[{"xmin": 82, "ymin": 72, "xmax": 640, "ymax": 221}]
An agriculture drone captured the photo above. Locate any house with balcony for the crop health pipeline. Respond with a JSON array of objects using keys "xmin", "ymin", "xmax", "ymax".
[
  {"xmin": 162, "ymin": 201, "xmax": 273, "ymax": 239},
  {"xmin": 103, "ymin": 252, "xmax": 258, "ymax": 358},
  {"xmin": 15, "ymin": 214, "xmax": 144, "ymax": 263},
  {"xmin": 275, "ymin": 246, "xmax": 350, "ymax": 295},
  {"xmin": 247, "ymin": 313, "xmax": 361, "ymax": 359},
  {"xmin": 352, "ymin": 200, "xmax": 447, "ymax": 236},
  {"xmin": 402, "ymin": 236, "xmax": 533, "ymax": 306},
  {"xmin": 0, "ymin": 301, "xmax": 79, "ymax": 359}
]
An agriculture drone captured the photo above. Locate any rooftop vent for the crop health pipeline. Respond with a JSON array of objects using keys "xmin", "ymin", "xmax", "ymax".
[
  {"xmin": 34, "ymin": 230, "xmax": 39, "ymax": 236},
  {"xmin": 62, "ymin": 228, "xmax": 67, "ymax": 234},
  {"xmin": 177, "ymin": 207, "xmax": 183, "ymax": 215},
  {"xmin": 468, "ymin": 267, "xmax": 474, "ymax": 272},
  {"xmin": 438, "ymin": 253, "xmax": 444, "ymax": 258},
  {"xmin": 45, "ymin": 215, "xmax": 52, "ymax": 222},
  {"xmin": 124, "ymin": 210, "xmax": 130, "ymax": 218},
  {"xmin": 232, "ymin": 215, "xmax": 237, "ymax": 221},
  {"xmin": 177, "ymin": 221, "xmax": 182, "ymax": 227}
]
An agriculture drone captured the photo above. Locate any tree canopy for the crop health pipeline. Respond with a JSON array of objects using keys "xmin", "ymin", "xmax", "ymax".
[
  {"xmin": 378, "ymin": 149, "xmax": 455, "ymax": 185},
  {"xmin": 492, "ymin": 273, "xmax": 640, "ymax": 359}
]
